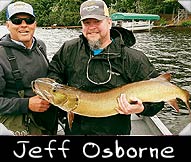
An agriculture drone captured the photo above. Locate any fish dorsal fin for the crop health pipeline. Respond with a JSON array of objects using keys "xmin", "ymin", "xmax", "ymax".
[
  {"xmin": 167, "ymin": 99, "xmax": 180, "ymax": 112},
  {"xmin": 154, "ymin": 73, "xmax": 171, "ymax": 81}
]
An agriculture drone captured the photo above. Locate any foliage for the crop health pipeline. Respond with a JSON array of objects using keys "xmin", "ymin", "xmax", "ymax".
[
  {"xmin": 159, "ymin": 17, "xmax": 167, "ymax": 26},
  {"xmin": 0, "ymin": 0, "xmax": 184, "ymax": 27},
  {"xmin": 181, "ymin": 21, "xmax": 191, "ymax": 27}
]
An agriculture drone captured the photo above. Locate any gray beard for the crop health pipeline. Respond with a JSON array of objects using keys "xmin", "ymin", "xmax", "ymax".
[{"xmin": 88, "ymin": 40, "xmax": 101, "ymax": 50}]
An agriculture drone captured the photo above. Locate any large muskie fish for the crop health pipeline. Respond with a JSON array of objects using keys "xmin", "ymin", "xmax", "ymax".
[{"xmin": 31, "ymin": 73, "xmax": 190, "ymax": 118}]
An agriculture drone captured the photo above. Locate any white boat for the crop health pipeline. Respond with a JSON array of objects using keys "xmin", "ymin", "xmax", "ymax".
[
  {"xmin": 130, "ymin": 114, "xmax": 172, "ymax": 135},
  {"xmin": 119, "ymin": 20, "xmax": 154, "ymax": 31},
  {"xmin": 111, "ymin": 12, "xmax": 160, "ymax": 32},
  {"xmin": 57, "ymin": 114, "xmax": 173, "ymax": 136}
]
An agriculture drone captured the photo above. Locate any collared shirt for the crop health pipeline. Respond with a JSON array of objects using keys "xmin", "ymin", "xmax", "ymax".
[{"xmin": 11, "ymin": 37, "xmax": 35, "ymax": 49}]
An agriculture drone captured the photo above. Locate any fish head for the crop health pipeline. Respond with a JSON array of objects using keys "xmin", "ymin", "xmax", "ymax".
[{"xmin": 31, "ymin": 78, "xmax": 70, "ymax": 109}]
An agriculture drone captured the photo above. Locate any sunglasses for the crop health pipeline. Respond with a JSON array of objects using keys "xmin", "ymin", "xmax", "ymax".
[
  {"xmin": 10, "ymin": 17, "xmax": 35, "ymax": 25},
  {"xmin": 86, "ymin": 49, "xmax": 112, "ymax": 85}
]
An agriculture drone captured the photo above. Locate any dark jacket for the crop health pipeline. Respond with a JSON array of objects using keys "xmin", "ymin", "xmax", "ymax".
[
  {"xmin": 48, "ymin": 27, "xmax": 164, "ymax": 135},
  {"xmin": 0, "ymin": 34, "xmax": 58, "ymax": 135}
]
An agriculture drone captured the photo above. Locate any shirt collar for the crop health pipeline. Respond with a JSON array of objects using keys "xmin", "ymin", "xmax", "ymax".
[{"xmin": 11, "ymin": 37, "xmax": 35, "ymax": 49}]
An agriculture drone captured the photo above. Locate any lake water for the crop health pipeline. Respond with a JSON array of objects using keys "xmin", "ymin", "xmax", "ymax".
[
  {"xmin": 133, "ymin": 27, "xmax": 191, "ymax": 134},
  {"xmin": 0, "ymin": 25, "xmax": 191, "ymax": 134}
]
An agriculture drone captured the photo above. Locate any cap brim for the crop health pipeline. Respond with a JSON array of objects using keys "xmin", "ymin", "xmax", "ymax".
[
  {"xmin": 8, "ymin": 10, "xmax": 35, "ymax": 19},
  {"xmin": 80, "ymin": 15, "xmax": 107, "ymax": 21}
]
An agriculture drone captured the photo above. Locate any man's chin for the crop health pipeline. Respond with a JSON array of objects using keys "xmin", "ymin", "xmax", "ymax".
[
  {"xmin": 87, "ymin": 37, "xmax": 99, "ymax": 41},
  {"xmin": 88, "ymin": 39, "xmax": 101, "ymax": 50}
]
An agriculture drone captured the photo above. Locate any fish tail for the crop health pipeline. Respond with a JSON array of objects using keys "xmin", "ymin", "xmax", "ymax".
[
  {"xmin": 185, "ymin": 100, "xmax": 191, "ymax": 114},
  {"xmin": 185, "ymin": 101, "xmax": 191, "ymax": 114},
  {"xmin": 183, "ymin": 89, "xmax": 190, "ymax": 114}
]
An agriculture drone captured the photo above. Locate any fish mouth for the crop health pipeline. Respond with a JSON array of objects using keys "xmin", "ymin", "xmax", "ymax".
[
  {"xmin": 31, "ymin": 78, "xmax": 56, "ymax": 102},
  {"xmin": 32, "ymin": 78, "xmax": 65, "ymax": 103},
  {"xmin": 31, "ymin": 79, "xmax": 38, "ymax": 94}
]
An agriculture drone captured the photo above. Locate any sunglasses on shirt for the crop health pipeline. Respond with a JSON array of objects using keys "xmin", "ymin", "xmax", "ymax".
[{"xmin": 10, "ymin": 17, "xmax": 35, "ymax": 25}]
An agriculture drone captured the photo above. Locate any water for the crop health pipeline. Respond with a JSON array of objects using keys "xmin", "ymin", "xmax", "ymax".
[
  {"xmin": 0, "ymin": 25, "xmax": 190, "ymax": 134},
  {"xmin": 35, "ymin": 27, "xmax": 81, "ymax": 61},
  {"xmin": 133, "ymin": 27, "xmax": 191, "ymax": 134}
]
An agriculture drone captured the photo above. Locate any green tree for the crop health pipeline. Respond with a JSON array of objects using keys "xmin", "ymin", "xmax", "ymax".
[
  {"xmin": 0, "ymin": 0, "xmax": 183, "ymax": 27},
  {"xmin": 48, "ymin": 0, "xmax": 83, "ymax": 26}
]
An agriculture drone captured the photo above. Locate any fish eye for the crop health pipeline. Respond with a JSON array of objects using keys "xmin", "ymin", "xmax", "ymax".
[{"xmin": 52, "ymin": 87, "xmax": 57, "ymax": 92}]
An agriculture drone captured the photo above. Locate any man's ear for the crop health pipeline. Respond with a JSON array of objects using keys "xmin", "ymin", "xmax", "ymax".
[
  {"xmin": 6, "ymin": 21, "xmax": 9, "ymax": 28},
  {"xmin": 108, "ymin": 18, "xmax": 112, "ymax": 29}
]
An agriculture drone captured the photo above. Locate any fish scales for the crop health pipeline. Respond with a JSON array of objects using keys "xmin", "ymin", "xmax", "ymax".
[{"xmin": 32, "ymin": 73, "xmax": 190, "ymax": 117}]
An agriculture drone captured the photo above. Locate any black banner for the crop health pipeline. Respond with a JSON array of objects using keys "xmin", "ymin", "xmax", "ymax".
[{"xmin": 0, "ymin": 135, "xmax": 189, "ymax": 161}]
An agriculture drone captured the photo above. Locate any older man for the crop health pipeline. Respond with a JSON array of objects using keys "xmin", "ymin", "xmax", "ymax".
[{"xmin": 0, "ymin": 1, "xmax": 58, "ymax": 135}]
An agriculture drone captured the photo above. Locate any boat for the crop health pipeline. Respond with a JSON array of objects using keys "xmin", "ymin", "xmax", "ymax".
[
  {"xmin": 0, "ymin": 113, "xmax": 188, "ymax": 136},
  {"xmin": 179, "ymin": 122, "xmax": 191, "ymax": 135},
  {"xmin": 111, "ymin": 12, "xmax": 160, "ymax": 32},
  {"xmin": 130, "ymin": 114, "xmax": 172, "ymax": 135},
  {"xmin": 57, "ymin": 114, "xmax": 173, "ymax": 136}
]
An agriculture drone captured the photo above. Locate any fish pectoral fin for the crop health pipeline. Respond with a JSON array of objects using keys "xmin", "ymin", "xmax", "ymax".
[
  {"xmin": 67, "ymin": 111, "xmax": 74, "ymax": 130},
  {"xmin": 167, "ymin": 99, "xmax": 179, "ymax": 112}
]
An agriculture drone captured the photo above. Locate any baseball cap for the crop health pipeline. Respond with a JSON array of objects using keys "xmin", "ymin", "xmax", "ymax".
[
  {"xmin": 6, "ymin": 1, "xmax": 35, "ymax": 19},
  {"xmin": 80, "ymin": 0, "xmax": 109, "ymax": 21}
]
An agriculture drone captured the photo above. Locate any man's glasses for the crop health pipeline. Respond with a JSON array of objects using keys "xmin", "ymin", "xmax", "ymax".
[
  {"xmin": 86, "ymin": 53, "xmax": 112, "ymax": 85},
  {"xmin": 10, "ymin": 17, "xmax": 35, "ymax": 25}
]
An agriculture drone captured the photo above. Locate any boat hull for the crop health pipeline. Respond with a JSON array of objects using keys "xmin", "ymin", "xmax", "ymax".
[{"xmin": 131, "ymin": 114, "xmax": 172, "ymax": 135}]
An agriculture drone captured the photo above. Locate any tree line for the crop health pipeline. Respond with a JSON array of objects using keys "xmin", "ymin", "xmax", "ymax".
[{"xmin": 0, "ymin": 0, "xmax": 183, "ymax": 27}]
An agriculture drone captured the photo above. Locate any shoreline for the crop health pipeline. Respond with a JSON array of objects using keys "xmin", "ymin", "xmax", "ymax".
[{"xmin": 42, "ymin": 25, "xmax": 82, "ymax": 30}]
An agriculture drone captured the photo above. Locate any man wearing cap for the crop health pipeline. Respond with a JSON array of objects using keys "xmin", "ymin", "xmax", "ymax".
[
  {"xmin": 0, "ymin": 1, "xmax": 58, "ymax": 135},
  {"xmin": 48, "ymin": 0, "xmax": 164, "ymax": 135}
]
